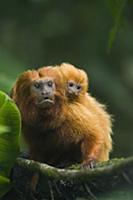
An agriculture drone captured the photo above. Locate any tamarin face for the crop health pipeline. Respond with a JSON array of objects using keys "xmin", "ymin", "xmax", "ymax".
[
  {"xmin": 67, "ymin": 80, "xmax": 82, "ymax": 96},
  {"xmin": 59, "ymin": 63, "xmax": 88, "ymax": 99},
  {"xmin": 12, "ymin": 68, "xmax": 64, "ymax": 111},
  {"xmin": 38, "ymin": 66, "xmax": 65, "ymax": 103},
  {"xmin": 30, "ymin": 77, "xmax": 55, "ymax": 108}
]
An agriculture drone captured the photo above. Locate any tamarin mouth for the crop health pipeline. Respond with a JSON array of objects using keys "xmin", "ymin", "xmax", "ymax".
[{"xmin": 39, "ymin": 97, "xmax": 54, "ymax": 105}]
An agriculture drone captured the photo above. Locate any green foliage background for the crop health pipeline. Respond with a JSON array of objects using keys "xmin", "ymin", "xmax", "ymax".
[
  {"xmin": 0, "ymin": 91, "xmax": 21, "ymax": 197},
  {"xmin": 0, "ymin": 0, "xmax": 133, "ymax": 158}
]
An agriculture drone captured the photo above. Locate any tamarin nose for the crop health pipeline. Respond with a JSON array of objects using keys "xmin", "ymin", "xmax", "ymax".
[
  {"xmin": 42, "ymin": 92, "xmax": 47, "ymax": 95},
  {"xmin": 41, "ymin": 91, "xmax": 50, "ymax": 96}
]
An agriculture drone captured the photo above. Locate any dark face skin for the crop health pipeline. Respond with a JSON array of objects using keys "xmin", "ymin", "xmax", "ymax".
[
  {"xmin": 67, "ymin": 80, "xmax": 82, "ymax": 97},
  {"xmin": 31, "ymin": 78, "xmax": 56, "ymax": 108}
]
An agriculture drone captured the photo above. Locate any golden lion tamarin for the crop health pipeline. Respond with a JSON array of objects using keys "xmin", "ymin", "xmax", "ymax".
[
  {"xmin": 11, "ymin": 66, "xmax": 112, "ymax": 168},
  {"xmin": 59, "ymin": 63, "xmax": 113, "ymax": 161},
  {"xmin": 38, "ymin": 66, "xmax": 111, "ymax": 166}
]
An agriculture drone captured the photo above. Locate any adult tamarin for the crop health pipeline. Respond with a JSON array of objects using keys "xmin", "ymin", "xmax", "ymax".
[
  {"xmin": 11, "ymin": 66, "xmax": 111, "ymax": 168},
  {"xmin": 58, "ymin": 63, "xmax": 113, "ymax": 161}
]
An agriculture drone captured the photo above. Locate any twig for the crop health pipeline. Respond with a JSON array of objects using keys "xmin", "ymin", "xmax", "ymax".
[
  {"xmin": 122, "ymin": 172, "xmax": 132, "ymax": 184},
  {"xmin": 48, "ymin": 180, "xmax": 54, "ymax": 200},
  {"xmin": 83, "ymin": 183, "xmax": 97, "ymax": 200}
]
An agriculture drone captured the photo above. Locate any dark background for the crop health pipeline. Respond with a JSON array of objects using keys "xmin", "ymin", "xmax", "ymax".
[{"xmin": 0, "ymin": 0, "xmax": 133, "ymax": 158}]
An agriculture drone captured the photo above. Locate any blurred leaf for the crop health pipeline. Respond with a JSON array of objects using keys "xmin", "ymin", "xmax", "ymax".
[
  {"xmin": 0, "ymin": 91, "xmax": 21, "ymax": 177},
  {"xmin": 107, "ymin": 0, "xmax": 126, "ymax": 19},
  {"xmin": 0, "ymin": 125, "xmax": 10, "ymax": 134},
  {"xmin": 0, "ymin": 91, "xmax": 21, "ymax": 197},
  {"xmin": 107, "ymin": 0, "xmax": 127, "ymax": 52}
]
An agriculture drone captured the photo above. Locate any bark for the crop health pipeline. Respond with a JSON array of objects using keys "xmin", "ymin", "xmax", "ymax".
[{"xmin": 2, "ymin": 157, "xmax": 133, "ymax": 200}]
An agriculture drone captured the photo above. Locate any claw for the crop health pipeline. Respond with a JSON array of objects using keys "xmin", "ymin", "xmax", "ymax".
[{"xmin": 81, "ymin": 158, "xmax": 97, "ymax": 169}]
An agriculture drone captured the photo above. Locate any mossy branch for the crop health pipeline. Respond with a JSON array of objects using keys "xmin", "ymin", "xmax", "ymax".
[{"xmin": 2, "ymin": 157, "xmax": 133, "ymax": 200}]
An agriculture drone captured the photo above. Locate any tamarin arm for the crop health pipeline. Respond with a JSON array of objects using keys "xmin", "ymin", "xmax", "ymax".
[{"xmin": 81, "ymin": 135, "xmax": 103, "ymax": 168}]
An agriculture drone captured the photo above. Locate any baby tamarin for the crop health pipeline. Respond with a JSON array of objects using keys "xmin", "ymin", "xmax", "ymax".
[
  {"xmin": 11, "ymin": 66, "xmax": 112, "ymax": 168},
  {"xmin": 59, "ymin": 63, "xmax": 113, "ymax": 161}
]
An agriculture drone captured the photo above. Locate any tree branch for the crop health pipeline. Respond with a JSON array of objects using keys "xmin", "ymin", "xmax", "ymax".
[{"xmin": 2, "ymin": 157, "xmax": 133, "ymax": 200}]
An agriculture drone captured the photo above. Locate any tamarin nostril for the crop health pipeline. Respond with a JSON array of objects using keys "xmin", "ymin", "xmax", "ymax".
[{"xmin": 41, "ymin": 92, "xmax": 48, "ymax": 95}]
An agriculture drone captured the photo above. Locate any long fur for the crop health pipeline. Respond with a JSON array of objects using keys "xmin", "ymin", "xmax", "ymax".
[
  {"xmin": 59, "ymin": 63, "xmax": 113, "ymax": 161},
  {"xmin": 11, "ymin": 65, "xmax": 112, "ymax": 167}
]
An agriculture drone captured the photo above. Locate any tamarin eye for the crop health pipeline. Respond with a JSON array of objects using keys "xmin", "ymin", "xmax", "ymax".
[
  {"xmin": 34, "ymin": 82, "xmax": 40, "ymax": 89},
  {"xmin": 68, "ymin": 82, "xmax": 74, "ymax": 87},
  {"xmin": 47, "ymin": 80, "xmax": 53, "ymax": 87},
  {"xmin": 77, "ymin": 85, "xmax": 81, "ymax": 90}
]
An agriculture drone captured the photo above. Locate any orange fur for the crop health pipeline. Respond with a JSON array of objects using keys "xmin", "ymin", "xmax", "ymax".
[
  {"xmin": 11, "ymin": 65, "xmax": 112, "ymax": 167},
  {"xmin": 38, "ymin": 66, "xmax": 108, "ymax": 166},
  {"xmin": 59, "ymin": 63, "xmax": 113, "ymax": 161}
]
